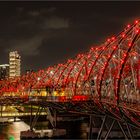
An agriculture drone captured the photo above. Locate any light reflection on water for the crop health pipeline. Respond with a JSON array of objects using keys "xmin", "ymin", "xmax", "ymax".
[
  {"xmin": 0, "ymin": 121, "xmax": 29, "ymax": 140},
  {"xmin": 0, "ymin": 119, "xmax": 88, "ymax": 140}
]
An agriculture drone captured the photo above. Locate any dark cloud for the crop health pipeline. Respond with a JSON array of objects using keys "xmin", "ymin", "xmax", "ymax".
[
  {"xmin": 5, "ymin": 36, "xmax": 44, "ymax": 56},
  {"xmin": 43, "ymin": 17, "xmax": 69, "ymax": 29},
  {"xmin": 0, "ymin": 4, "xmax": 70, "ymax": 59},
  {"xmin": 28, "ymin": 11, "xmax": 40, "ymax": 17}
]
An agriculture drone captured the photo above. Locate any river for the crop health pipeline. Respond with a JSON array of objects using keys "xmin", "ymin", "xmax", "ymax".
[{"xmin": 0, "ymin": 118, "xmax": 88, "ymax": 140}]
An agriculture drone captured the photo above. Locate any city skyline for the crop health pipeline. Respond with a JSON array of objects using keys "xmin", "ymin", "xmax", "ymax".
[{"xmin": 0, "ymin": 1, "xmax": 140, "ymax": 73}]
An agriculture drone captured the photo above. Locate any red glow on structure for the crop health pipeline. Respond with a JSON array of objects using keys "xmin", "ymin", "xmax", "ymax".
[
  {"xmin": 59, "ymin": 96, "xmax": 67, "ymax": 102},
  {"xmin": 72, "ymin": 95, "xmax": 89, "ymax": 101}
]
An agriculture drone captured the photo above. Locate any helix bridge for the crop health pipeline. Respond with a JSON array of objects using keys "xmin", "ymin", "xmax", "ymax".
[{"xmin": 0, "ymin": 19, "xmax": 140, "ymax": 139}]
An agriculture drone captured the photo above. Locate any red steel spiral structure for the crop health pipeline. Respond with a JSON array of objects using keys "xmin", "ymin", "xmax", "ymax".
[{"xmin": 0, "ymin": 20, "xmax": 140, "ymax": 128}]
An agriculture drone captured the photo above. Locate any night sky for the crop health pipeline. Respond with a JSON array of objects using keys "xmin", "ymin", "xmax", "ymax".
[{"xmin": 0, "ymin": 1, "xmax": 140, "ymax": 73}]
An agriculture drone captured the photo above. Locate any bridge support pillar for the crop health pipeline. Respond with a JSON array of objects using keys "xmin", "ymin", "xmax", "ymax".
[
  {"xmin": 0, "ymin": 105, "xmax": 2, "ymax": 117},
  {"xmin": 30, "ymin": 103, "xmax": 33, "ymax": 131},
  {"xmin": 14, "ymin": 117, "xmax": 16, "ymax": 122},
  {"xmin": 47, "ymin": 107, "xmax": 57, "ymax": 129},
  {"xmin": 88, "ymin": 115, "xmax": 93, "ymax": 140},
  {"xmin": 54, "ymin": 109, "xmax": 57, "ymax": 128}
]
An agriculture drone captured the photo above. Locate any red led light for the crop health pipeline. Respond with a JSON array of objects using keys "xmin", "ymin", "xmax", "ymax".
[
  {"xmin": 136, "ymin": 29, "xmax": 139, "ymax": 33},
  {"xmin": 107, "ymin": 38, "xmax": 110, "ymax": 42},
  {"xmin": 77, "ymin": 54, "xmax": 81, "ymax": 57},
  {"xmin": 128, "ymin": 43, "xmax": 132, "ymax": 47},
  {"xmin": 123, "ymin": 54, "xmax": 127, "ymax": 57},
  {"xmin": 111, "ymin": 36, "xmax": 115, "ymax": 40},
  {"xmin": 122, "ymin": 33, "xmax": 125, "ymax": 38},
  {"xmin": 127, "ymin": 24, "xmax": 130, "ymax": 28},
  {"xmin": 135, "ymin": 20, "xmax": 138, "ymax": 24},
  {"xmin": 90, "ymin": 47, "xmax": 94, "ymax": 50},
  {"xmin": 88, "ymin": 55, "xmax": 90, "ymax": 58},
  {"xmin": 113, "ymin": 46, "xmax": 116, "ymax": 49},
  {"xmin": 121, "ymin": 60, "xmax": 124, "ymax": 64}
]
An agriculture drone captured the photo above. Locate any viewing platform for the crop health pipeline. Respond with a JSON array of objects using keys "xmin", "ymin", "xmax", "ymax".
[{"xmin": 0, "ymin": 111, "xmax": 47, "ymax": 117}]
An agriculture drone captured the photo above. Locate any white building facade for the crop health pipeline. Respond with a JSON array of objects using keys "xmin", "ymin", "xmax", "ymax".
[{"xmin": 9, "ymin": 51, "xmax": 21, "ymax": 78}]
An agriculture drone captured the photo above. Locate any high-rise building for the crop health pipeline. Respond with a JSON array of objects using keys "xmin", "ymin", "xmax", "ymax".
[
  {"xmin": 9, "ymin": 51, "xmax": 21, "ymax": 78},
  {"xmin": 0, "ymin": 64, "xmax": 9, "ymax": 80}
]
